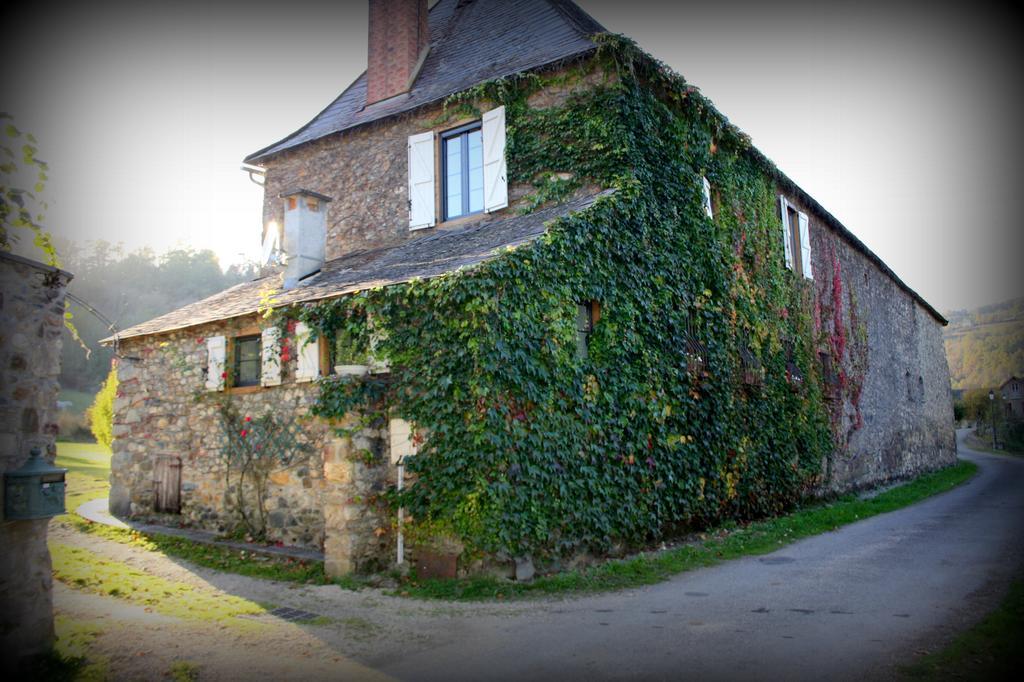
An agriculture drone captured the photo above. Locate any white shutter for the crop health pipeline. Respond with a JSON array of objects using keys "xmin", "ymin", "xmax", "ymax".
[
  {"xmin": 408, "ymin": 131, "xmax": 436, "ymax": 230},
  {"xmin": 482, "ymin": 105, "xmax": 508, "ymax": 213},
  {"xmin": 294, "ymin": 322, "xmax": 320, "ymax": 383},
  {"xmin": 701, "ymin": 176, "xmax": 713, "ymax": 218},
  {"xmin": 205, "ymin": 336, "xmax": 226, "ymax": 391},
  {"xmin": 260, "ymin": 327, "xmax": 282, "ymax": 387},
  {"xmin": 389, "ymin": 418, "xmax": 416, "ymax": 465},
  {"xmin": 779, "ymin": 195, "xmax": 794, "ymax": 270},
  {"xmin": 798, "ymin": 211, "xmax": 813, "ymax": 280}
]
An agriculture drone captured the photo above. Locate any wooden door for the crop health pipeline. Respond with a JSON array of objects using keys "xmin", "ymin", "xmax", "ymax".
[{"xmin": 153, "ymin": 456, "xmax": 181, "ymax": 513}]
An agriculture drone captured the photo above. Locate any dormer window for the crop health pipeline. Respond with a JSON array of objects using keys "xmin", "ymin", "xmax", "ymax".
[{"xmin": 443, "ymin": 122, "xmax": 484, "ymax": 220}]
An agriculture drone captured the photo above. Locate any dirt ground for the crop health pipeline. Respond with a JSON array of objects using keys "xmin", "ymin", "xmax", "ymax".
[{"xmin": 49, "ymin": 521, "xmax": 542, "ymax": 681}]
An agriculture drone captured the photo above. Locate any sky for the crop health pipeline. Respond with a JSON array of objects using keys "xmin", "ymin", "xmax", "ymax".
[{"xmin": 2, "ymin": 0, "xmax": 1021, "ymax": 312}]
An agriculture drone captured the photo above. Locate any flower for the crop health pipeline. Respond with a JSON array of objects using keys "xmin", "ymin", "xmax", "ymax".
[
  {"xmin": 196, "ymin": 337, "xmax": 204, "ymax": 344},
  {"xmin": 221, "ymin": 371, "xmax": 227, "ymax": 379},
  {"xmin": 244, "ymin": 416, "xmax": 252, "ymax": 423},
  {"xmin": 240, "ymin": 429, "xmax": 248, "ymax": 437}
]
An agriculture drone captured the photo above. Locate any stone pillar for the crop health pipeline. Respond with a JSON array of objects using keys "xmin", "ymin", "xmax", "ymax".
[
  {"xmin": 322, "ymin": 423, "xmax": 391, "ymax": 578},
  {"xmin": 0, "ymin": 252, "xmax": 72, "ymax": 668}
]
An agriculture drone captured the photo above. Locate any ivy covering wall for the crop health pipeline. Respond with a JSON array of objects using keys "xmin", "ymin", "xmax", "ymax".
[{"xmin": 296, "ymin": 36, "xmax": 835, "ymax": 560}]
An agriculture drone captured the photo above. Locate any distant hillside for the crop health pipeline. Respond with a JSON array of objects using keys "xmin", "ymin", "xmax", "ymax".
[{"xmin": 943, "ymin": 296, "xmax": 1024, "ymax": 390}]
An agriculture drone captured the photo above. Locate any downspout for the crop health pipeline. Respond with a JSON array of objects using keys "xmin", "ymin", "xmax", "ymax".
[{"xmin": 396, "ymin": 459, "xmax": 405, "ymax": 565}]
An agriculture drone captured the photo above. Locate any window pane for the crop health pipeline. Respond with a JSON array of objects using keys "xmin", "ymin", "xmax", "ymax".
[
  {"xmin": 236, "ymin": 337, "xmax": 261, "ymax": 387},
  {"xmin": 445, "ymin": 137, "xmax": 463, "ymax": 219},
  {"xmin": 468, "ymin": 129, "xmax": 483, "ymax": 213},
  {"xmin": 576, "ymin": 303, "xmax": 592, "ymax": 359}
]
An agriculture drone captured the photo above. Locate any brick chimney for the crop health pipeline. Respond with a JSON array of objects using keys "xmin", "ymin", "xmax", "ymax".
[{"xmin": 366, "ymin": 0, "xmax": 429, "ymax": 105}]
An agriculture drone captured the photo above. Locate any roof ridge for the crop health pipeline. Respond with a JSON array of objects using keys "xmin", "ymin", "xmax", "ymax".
[
  {"xmin": 546, "ymin": 0, "xmax": 606, "ymax": 36},
  {"xmin": 246, "ymin": 0, "xmax": 600, "ymax": 162}
]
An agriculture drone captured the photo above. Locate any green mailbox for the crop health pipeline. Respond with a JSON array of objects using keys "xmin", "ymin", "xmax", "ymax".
[{"xmin": 3, "ymin": 447, "xmax": 67, "ymax": 520}]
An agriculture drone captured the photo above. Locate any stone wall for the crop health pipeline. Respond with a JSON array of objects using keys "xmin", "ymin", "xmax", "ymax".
[
  {"xmin": 0, "ymin": 252, "xmax": 71, "ymax": 666},
  {"xmin": 108, "ymin": 314, "xmax": 393, "ymax": 574},
  {"xmin": 259, "ymin": 64, "xmax": 611, "ymax": 262},
  {"xmin": 789, "ymin": 192, "xmax": 957, "ymax": 491}
]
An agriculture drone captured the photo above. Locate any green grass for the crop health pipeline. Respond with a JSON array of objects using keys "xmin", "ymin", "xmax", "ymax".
[
  {"xmin": 52, "ymin": 616, "xmax": 109, "ymax": 682},
  {"xmin": 49, "ymin": 541, "xmax": 266, "ymax": 624},
  {"xmin": 62, "ymin": 514, "xmax": 332, "ymax": 584},
  {"xmin": 396, "ymin": 460, "xmax": 978, "ymax": 601},
  {"xmin": 56, "ymin": 441, "xmax": 112, "ymax": 513},
  {"xmin": 169, "ymin": 660, "xmax": 201, "ymax": 682},
  {"xmin": 900, "ymin": 579, "xmax": 1023, "ymax": 679}
]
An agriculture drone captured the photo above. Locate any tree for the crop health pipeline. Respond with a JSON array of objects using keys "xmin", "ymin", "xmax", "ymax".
[
  {"xmin": 0, "ymin": 113, "xmax": 56, "ymax": 263},
  {"xmin": 88, "ymin": 368, "xmax": 118, "ymax": 448},
  {"xmin": 963, "ymin": 388, "xmax": 992, "ymax": 423}
]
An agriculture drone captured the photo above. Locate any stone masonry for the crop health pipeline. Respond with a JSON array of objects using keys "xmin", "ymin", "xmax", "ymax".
[
  {"xmin": 260, "ymin": 64, "xmax": 612, "ymax": 262},
  {"xmin": 108, "ymin": 314, "xmax": 393, "ymax": 575},
  {"xmin": 791, "ymin": 191, "xmax": 956, "ymax": 490},
  {"xmin": 0, "ymin": 252, "xmax": 72, "ymax": 666}
]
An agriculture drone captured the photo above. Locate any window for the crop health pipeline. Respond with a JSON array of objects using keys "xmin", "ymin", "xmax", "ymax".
[
  {"xmin": 407, "ymin": 105, "xmax": 507, "ymax": 230},
  {"xmin": 577, "ymin": 301, "xmax": 600, "ymax": 358},
  {"xmin": 779, "ymin": 196, "xmax": 813, "ymax": 280},
  {"xmin": 817, "ymin": 351, "xmax": 838, "ymax": 396},
  {"xmin": 233, "ymin": 335, "xmax": 261, "ymax": 387},
  {"xmin": 442, "ymin": 122, "xmax": 484, "ymax": 220},
  {"xmin": 701, "ymin": 176, "xmax": 713, "ymax": 219}
]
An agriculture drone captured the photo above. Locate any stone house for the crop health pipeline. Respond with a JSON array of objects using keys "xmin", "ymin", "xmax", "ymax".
[
  {"xmin": 106, "ymin": 0, "xmax": 955, "ymax": 576},
  {"xmin": 1, "ymin": 252, "xmax": 72, "ymax": 666},
  {"xmin": 1000, "ymin": 376, "xmax": 1023, "ymax": 419}
]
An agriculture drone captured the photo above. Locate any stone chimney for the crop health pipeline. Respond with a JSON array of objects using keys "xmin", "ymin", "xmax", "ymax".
[
  {"xmin": 281, "ymin": 190, "xmax": 331, "ymax": 289},
  {"xmin": 366, "ymin": 0, "xmax": 429, "ymax": 105}
]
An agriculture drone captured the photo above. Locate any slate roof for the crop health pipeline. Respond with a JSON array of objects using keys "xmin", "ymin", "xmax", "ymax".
[
  {"xmin": 244, "ymin": 0, "xmax": 605, "ymax": 163},
  {"xmin": 107, "ymin": 191, "xmax": 613, "ymax": 342}
]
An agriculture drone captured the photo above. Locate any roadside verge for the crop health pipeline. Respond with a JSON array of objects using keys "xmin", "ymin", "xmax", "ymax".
[{"xmin": 397, "ymin": 460, "xmax": 978, "ymax": 601}]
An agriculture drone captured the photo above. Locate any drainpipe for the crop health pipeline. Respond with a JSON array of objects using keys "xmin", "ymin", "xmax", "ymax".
[{"xmin": 396, "ymin": 460, "xmax": 405, "ymax": 565}]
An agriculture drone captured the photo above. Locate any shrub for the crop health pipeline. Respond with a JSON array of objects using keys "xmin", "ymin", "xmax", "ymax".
[{"xmin": 88, "ymin": 368, "xmax": 118, "ymax": 448}]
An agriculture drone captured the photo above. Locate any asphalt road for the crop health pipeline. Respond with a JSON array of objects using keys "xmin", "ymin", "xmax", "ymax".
[{"xmin": 375, "ymin": 429, "xmax": 1024, "ymax": 681}]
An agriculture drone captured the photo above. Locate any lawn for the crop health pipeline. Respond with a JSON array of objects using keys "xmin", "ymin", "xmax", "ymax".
[{"xmin": 56, "ymin": 441, "xmax": 112, "ymax": 513}]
